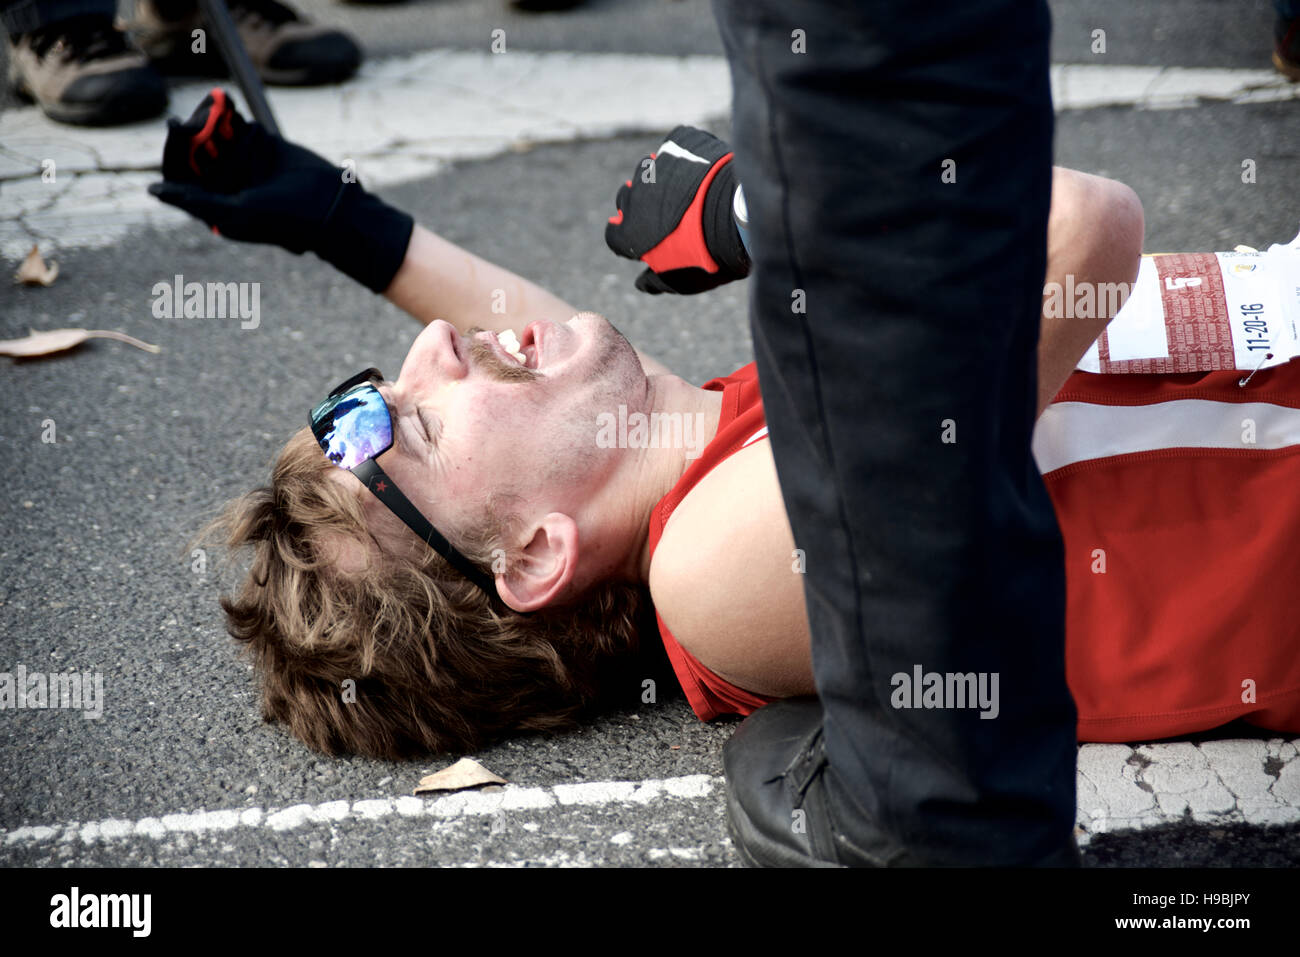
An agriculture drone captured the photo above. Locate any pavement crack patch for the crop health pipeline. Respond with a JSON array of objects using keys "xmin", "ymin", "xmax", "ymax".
[
  {"xmin": 1209, "ymin": 763, "xmax": 1242, "ymax": 812},
  {"xmin": 0, "ymin": 163, "xmax": 158, "ymax": 184},
  {"xmin": 14, "ymin": 213, "xmax": 57, "ymax": 246},
  {"xmin": 1127, "ymin": 749, "xmax": 1155, "ymax": 793},
  {"xmin": 93, "ymin": 163, "xmax": 161, "ymax": 175}
]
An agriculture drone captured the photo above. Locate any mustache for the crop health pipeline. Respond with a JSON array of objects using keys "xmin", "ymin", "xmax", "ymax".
[{"xmin": 466, "ymin": 329, "xmax": 541, "ymax": 383}]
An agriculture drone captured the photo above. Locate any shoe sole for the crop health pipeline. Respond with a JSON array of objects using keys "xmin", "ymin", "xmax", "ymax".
[
  {"xmin": 12, "ymin": 78, "xmax": 167, "ymax": 126},
  {"xmin": 259, "ymin": 63, "xmax": 358, "ymax": 86}
]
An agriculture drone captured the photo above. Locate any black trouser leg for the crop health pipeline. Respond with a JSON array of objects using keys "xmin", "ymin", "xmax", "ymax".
[{"xmin": 712, "ymin": 0, "xmax": 1078, "ymax": 865}]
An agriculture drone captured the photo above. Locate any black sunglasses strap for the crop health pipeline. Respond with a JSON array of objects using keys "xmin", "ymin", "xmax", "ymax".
[{"xmin": 351, "ymin": 459, "xmax": 505, "ymax": 605}]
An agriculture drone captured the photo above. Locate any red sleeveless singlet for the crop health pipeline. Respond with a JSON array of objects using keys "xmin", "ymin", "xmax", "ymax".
[{"xmin": 648, "ymin": 361, "xmax": 1300, "ymax": 741}]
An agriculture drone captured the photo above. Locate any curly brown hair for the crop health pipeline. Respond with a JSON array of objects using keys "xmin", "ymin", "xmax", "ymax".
[{"xmin": 207, "ymin": 427, "xmax": 649, "ymax": 760}]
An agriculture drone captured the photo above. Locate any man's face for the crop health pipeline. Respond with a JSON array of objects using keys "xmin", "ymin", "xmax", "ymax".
[{"xmin": 348, "ymin": 312, "xmax": 646, "ymax": 554}]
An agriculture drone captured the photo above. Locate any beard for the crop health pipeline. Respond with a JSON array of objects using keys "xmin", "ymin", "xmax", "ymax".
[
  {"xmin": 538, "ymin": 315, "xmax": 647, "ymax": 491},
  {"xmin": 459, "ymin": 315, "xmax": 647, "ymax": 489}
]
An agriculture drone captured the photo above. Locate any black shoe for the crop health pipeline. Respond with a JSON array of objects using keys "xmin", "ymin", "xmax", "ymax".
[
  {"xmin": 722, "ymin": 697, "xmax": 1083, "ymax": 867},
  {"xmin": 6, "ymin": 14, "xmax": 168, "ymax": 126},
  {"xmin": 723, "ymin": 698, "xmax": 915, "ymax": 867}
]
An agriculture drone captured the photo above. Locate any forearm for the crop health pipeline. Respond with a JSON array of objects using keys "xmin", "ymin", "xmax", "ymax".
[
  {"xmin": 383, "ymin": 224, "xmax": 580, "ymax": 336},
  {"xmin": 1036, "ymin": 167, "xmax": 1145, "ymax": 416}
]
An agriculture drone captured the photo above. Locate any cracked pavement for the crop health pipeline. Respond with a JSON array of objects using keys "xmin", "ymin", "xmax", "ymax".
[{"xmin": 1076, "ymin": 739, "xmax": 1300, "ymax": 843}]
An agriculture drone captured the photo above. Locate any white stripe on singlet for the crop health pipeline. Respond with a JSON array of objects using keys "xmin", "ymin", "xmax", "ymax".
[{"xmin": 1032, "ymin": 398, "xmax": 1300, "ymax": 474}]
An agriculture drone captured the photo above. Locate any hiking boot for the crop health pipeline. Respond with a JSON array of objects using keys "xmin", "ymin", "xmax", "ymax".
[
  {"xmin": 6, "ymin": 13, "xmax": 167, "ymax": 126},
  {"xmin": 1275, "ymin": 16, "xmax": 1300, "ymax": 81},
  {"xmin": 130, "ymin": 0, "xmax": 360, "ymax": 86}
]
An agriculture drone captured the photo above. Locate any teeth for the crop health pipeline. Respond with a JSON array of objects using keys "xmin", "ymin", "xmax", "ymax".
[{"xmin": 496, "ymin": 329, "xmax": 527, "ymax": 365}]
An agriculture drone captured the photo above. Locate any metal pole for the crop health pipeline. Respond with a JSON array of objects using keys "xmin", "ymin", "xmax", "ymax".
[{"xmin": 195, "ymin": 0, "xmax": 280, "ymax": 136}]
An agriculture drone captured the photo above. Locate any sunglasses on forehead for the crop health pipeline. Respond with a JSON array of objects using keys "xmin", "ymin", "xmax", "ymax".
[{"xmin": 309, "ymin": 368, "xmax": 507, "ymax": 609}]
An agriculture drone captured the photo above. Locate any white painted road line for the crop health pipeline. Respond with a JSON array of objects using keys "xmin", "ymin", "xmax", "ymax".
[
  {"xmin": 1, "ymin": 773, "xmax": 723, "ymax": 848},
  {"xmin": 2, "ymin": 55, "xmax": 1297, "ymax": 259},
  {"xmin": 1049, "ymin": 63, "xmax": 1300, "ymax": 110},
  {"xmin": 3, "ymin": 739, "xmax": 1298, "ymax": 854}
]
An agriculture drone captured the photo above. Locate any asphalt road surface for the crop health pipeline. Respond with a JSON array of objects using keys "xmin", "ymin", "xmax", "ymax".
[{"xmin": 1, "ymin": 0, "xmax": 1299, "ymax": 880}]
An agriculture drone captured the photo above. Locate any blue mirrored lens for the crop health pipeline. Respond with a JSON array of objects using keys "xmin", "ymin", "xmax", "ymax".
[{"xmin": 313, "ymin": 384, "xmax": 392, "ymax": 470}]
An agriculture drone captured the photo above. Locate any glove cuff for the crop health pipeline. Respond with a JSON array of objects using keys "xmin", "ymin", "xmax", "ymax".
[
  {"xmin": 702, "ymin": 160, "xmax": 751, "ymax": 278},
  {"xmin": 315, "ymin": 182, "xmax": 415, "ymax": 294}
]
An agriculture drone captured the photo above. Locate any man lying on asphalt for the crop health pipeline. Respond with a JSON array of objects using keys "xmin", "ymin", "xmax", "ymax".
[{"xmin": 158, "ymin": 92, "xmax": 1251, "ymax": 766}]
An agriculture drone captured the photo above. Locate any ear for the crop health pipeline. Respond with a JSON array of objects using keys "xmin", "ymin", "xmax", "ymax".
[{"xmin": 495, "ymin": 512, "xmax": 579, "ymax": 613}]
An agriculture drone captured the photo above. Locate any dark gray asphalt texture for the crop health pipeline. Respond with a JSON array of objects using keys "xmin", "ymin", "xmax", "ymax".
[{"xmin": 2, "ymin": 0, "xmax": 1299, "ymax": 871}]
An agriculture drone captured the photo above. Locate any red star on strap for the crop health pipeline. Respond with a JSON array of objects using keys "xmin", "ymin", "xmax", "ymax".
[{"xmin": 374, "ymin": 479, "xmax": 388, "ymax": 493}]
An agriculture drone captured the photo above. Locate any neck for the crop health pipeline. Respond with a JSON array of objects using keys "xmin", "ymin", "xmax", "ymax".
[{"xmin": 573, "ymin": 373, "xmax": 724, "ymax": 590}]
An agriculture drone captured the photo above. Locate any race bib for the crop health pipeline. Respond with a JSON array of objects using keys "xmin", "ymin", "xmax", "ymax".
[{"xmin": 1074, "ymin": 228, "xmax": 1300, "ymax": 374}]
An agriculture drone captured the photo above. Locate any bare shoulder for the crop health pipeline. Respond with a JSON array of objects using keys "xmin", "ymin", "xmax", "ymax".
[{"xmin": 648, "ymin": 439, "xmax": 814, "ymax": 697}]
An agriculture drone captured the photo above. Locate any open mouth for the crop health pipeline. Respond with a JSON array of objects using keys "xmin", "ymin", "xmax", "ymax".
[
  {"xmin": 490, "ymin": 326, "xmax": 541, "ymax": 370},
  {"xmin": 496, "ymin": 328, "xmax": 528, "ymax": 365}
]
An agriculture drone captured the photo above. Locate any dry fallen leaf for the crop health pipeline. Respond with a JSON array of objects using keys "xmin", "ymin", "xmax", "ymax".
[
  {"xmin": 0, "ymin": 328, "xmax": 160, "ymax": 358},
  {"xmin": 413, "ymin": 757, "xmax": 507, "ymax": 796},
  {"xmin": 15, "ymin": 245, "xmax": 58, "ymax": 286}
]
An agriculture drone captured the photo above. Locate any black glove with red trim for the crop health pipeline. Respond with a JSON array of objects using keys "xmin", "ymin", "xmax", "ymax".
[
  {"xmin": 604, "ymin": 126, "xmax": 750, "ymax": 295},
  {"xmin": 147, "ymin": 88, "xmax": 414, "ymax": 294}
]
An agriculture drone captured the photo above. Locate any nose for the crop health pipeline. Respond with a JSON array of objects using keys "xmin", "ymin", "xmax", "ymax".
[
  {"xmin": 408, "ymin": 319, "xmax": 468, "ymax": 383},
  {"xmin": 391, "ymin": 320, "xmax": 467, "ymax": 406},
  {"xmin": 436, "ymin": 320, "xmax": 470, "ymax": 380}
]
